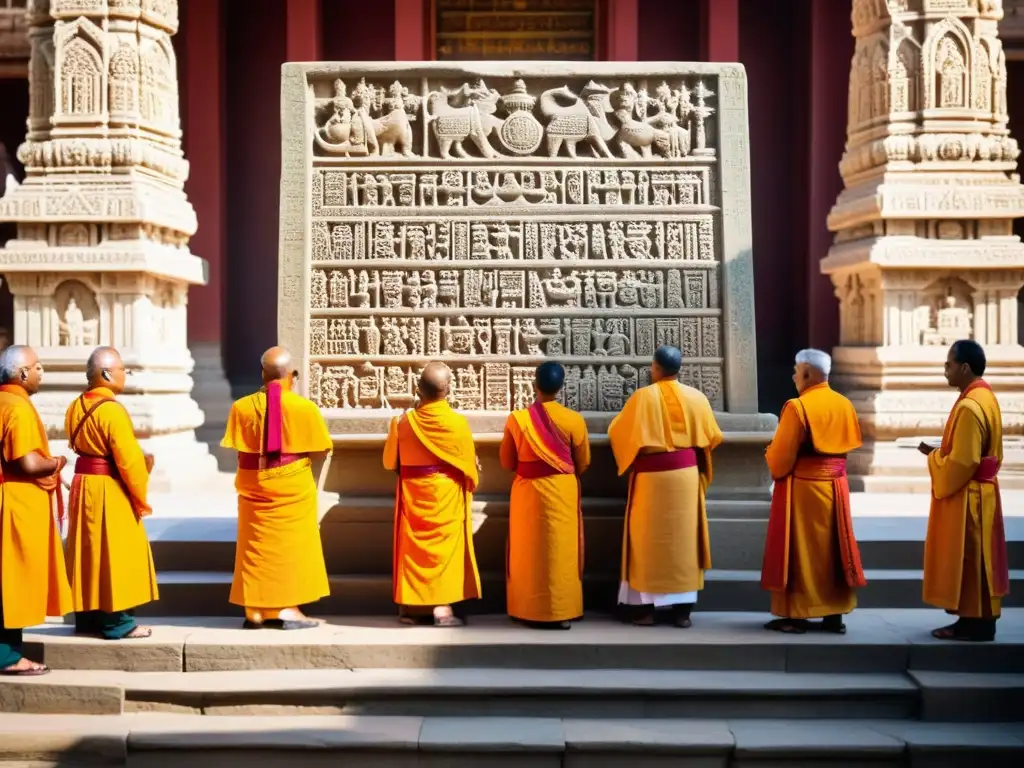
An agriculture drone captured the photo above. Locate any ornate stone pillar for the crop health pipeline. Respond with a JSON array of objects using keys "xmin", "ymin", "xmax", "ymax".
[
  {"xmin": 823, "ymin": 0, "xmax": 1024, "ymax": 491},
  {"xmin": 0, "ymin": 0, "xmax": 214, "ymax": 492}
]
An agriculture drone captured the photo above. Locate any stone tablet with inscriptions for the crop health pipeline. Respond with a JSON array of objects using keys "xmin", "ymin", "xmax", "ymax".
[{"xmin": 278, "ymin": 63, "xmax": 757, "ymax": 428}]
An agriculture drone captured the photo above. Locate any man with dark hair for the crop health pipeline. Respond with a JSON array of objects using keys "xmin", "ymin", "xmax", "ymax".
[
  {"xmin": 609, "ymin": 345, "xmax": 723, "ymax": 628},
  {"xmin": 918, "ymin": 340, "xmax": 1008, "ymax": 641},
  {"xmin": 500, "ymin": 361, "xmax": 590, "ymax": 629},
  {"xmin": 384, "ymin": 362, "xmax": 482, "ymax": 626}
]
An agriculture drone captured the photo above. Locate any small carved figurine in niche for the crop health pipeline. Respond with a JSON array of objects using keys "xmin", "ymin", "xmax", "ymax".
[
  {"xmin": 55, "ymin": 281, "xmax": 99, "ymax": 347},
  {"xmin": 922, "ymin": 289, "xmax": 973, "ymax": 346}
]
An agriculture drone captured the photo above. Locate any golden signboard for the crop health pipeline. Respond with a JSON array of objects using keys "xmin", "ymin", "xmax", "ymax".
[{"xmin": 434, "ymin": 0, "xmax": 597, "ymax": 61}]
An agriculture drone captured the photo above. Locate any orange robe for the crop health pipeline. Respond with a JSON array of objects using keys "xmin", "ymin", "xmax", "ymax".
[
  {"xmin": 924, "ymin": 380, "xmax": 1009, "ymax": 619},
  {"xmin": 500, "ymin": 400, "xmax": 591, "ymax": 623},
  {"xmin": 63, "ymin": 387, "xmax": 158, "ymax": 614},
  {"xmin": 221, "ymin": 379, "xmax": 333, "ymax": 616},
  {"xmin": 0, "ymin": 385, "xmax": 72, "ymax": 629},
  {"xmin": 384, "ymin": 399, "xmax": 482, "ymax": 607},
  {"xmin": 609, "ymin": 380, "xmax": 723, "ymax": 603},
  {"xmin": 761, "ymin": 383, "xmax": 866, "ymax": 619}
]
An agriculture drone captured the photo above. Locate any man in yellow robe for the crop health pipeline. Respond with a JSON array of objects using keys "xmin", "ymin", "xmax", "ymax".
[
  {"xmin": 64, "ymin": 347, "xmax": 158, "ymax": 640},
  {"xmin": 920, "ymin": 339, "xmax": 1009, "ymax": 642},
  {"xmin": 221, "ymin": 346, "xmax": 333, "ymax": 630},
  {"xmin": 384, "ymin": 362, "xmax": 481, "ymax": 626},
  {"xmin": 761, "ymin": 349, "xmax": 866, "ymax": 635},
  {"xmin": 609, "ymin": 346, "xmax": 723, "ymax": 628},
  {"xmin": 0, "ymin": 345, "xmax": 72, "ymax": 675},
  {"xmin": 500, "ymin": 361, "xmax": 590, "ymax": 630}
]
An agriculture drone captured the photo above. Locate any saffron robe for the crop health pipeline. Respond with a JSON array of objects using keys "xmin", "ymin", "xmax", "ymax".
[
  {"xmin": 63, "ymin": 387, "xmax": 158, "ymax": 614},
  {"xmin": 924, "ymin": 380, "xmax": 1009, "ymax": 618},
  {"xmin": 221, "ymin": 381, "xmax": 333, "ymax": 611},
  {"xmin": 0, "ymin": 385, "xmax": 72, "ymax": 629},
  {"xmin": 609, "ymin": 380, "xmax": 723, "ymax": 600},
  {"xmin": 384, "ymin": 400, "xmax": 482, "ymax": 606},
  {"xmin": 761, "ymin": 383, "xmax": 866, "ymax": 619},
  {"xmin": 500, "ymin": 401, "xmax": 591, "ymax": 623}
]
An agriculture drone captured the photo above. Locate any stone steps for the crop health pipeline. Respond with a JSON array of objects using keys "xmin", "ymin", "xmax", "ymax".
[
  {"xmin": 0, "ymin": 713, "xmax": 1021, "ymax": 767},
  {"xmin": 17, "ymin": 611, "xmax": 1024, "ymax": 674},
  {"xmin": 0, "ymin": 668, "xmax": 929, "ymax": 720},
  {"xmin": 140, "ymin": 568, "xmax": 1024, "ymax": 616}
]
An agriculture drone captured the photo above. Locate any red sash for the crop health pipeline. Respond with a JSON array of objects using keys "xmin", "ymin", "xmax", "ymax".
[
  {"xmin": 761, "ymin": 455, "xmax": 866, "ymax": 592},
  {"xmin": 74, "ymin": 456, "xmax": 118, "ymax": 477},
  {"xmin": 972, "ymin": 455, "xmax": 1010, "ymax": 596},
  {"xmin": 633, "ymin": 447, "xmax": 697, "ymax": 473},
  {"xmin": 515, "ymin": 460, "xmax": 566, "ymax": 479}
]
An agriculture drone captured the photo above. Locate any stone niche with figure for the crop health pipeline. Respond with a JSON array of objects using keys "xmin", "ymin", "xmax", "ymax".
[{"xmin": 279, "ymin": 62, "xmax": 776, "ymax": 520}]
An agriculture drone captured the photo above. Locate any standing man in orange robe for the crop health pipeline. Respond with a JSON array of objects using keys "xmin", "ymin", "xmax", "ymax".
[
  {"xmin": 501, "ymin": 362, "xmax": 590, "ymax": 630},
  {"xmin": 609, "ymin": 346, "xmax": 723, "ymax": 628},
  {"xmin": 221, "ymin": 347, "xmax": 333, "ymax": 630},
  {"xmin": 0, "ymin": 345, "xmax": 71, "ymax": 676},
  {"xmin": 761, "ymin": 349, "xmax": 866, "ymax": 635},
  {"xmin": 919, "ymin": 340, "xmax": 1009, "ymax": 642},
  {"xmin": 384, "ymin": 362, "xmax": 481, "ymax": 626},
  {"xmin": 64, "ymin": 347, "xmax": 158, "ymax": 639}
]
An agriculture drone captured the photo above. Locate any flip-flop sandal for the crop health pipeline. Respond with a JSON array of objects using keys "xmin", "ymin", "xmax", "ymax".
[
  {"xmin": 0, "ymin": 663, "xmax": 49, "ymax": 677},
  {"xmin": 765, "ymin": 619, "xmax": 807, "ymax": 634},
  {"xmin": 931, "ymin": 623, "xmax": 960, "ymax": 640},
  {"xmin": 820, "ymin": 622, "xmax": 847, "ymax": 635},
  {"xmin": 674, "ymin": 617, "xmax": 693, "ymax": 629},
  {"xmin": 433, "ymin": 615, "xmax": 464, "ymax": 627}
]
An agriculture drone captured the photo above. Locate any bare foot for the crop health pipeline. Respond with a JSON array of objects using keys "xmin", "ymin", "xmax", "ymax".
[
  {"xmin": 0, "ymin": 658, "xmax": 49, "ymax": 676},
  {"xmin": 123, "ymin": 626, "xmax": 152, "ymax": 639}
]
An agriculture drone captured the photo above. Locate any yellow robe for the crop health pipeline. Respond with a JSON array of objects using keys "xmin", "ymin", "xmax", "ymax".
[
  {"xmin": 609, "ymin": 380, "xmax": 723, "ymax": 596},
  {"xmin": 221, "ymin": 384, "xmax": 333, "ymax": 612},
  {"xmin": 924, "ymin": 382, "xmax": 1007, "ymax": 619},
  {"xmin": 500, "ymin": 401, "xmax": 591, "ymax": 623},
  {"xmin": 384, "ymin": 399, "xmax": 482, "ymax": 606},
  {"xmin": 63, "ymin": 386, "xmax": 158, "ymax": 613},
  {"xmin": 763, "ymin": 383, "xmax": 863, "ymax": 619},
  {"xmin": 0, "ymin": 385, "xmax": 72, "ymax": 629}
]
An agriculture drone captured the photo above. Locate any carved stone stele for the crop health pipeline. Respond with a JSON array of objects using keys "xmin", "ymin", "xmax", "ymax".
[
  {"xmin": 823, "ymin": 0, "xmax": 1024, "ymax": 490},
  {"xmin": 0, "ymin": 0, "xmax": 213, "ymax": 492},
  {"xmin": 279, "ymin": 62, "xmax": 776, "ymax": 504}
]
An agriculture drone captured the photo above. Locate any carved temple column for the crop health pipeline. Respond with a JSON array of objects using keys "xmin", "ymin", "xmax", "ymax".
[
  {"xmin": 822, "ymin": 0, "xmax": 1024, "ymax": 491},
  {"xmin": 0, "ymin": 0, "xmax": 215, "ymax": 492}
]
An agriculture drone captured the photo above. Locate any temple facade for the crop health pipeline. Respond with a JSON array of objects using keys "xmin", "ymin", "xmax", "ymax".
[{"xmin": 1, "ymin": 0, "xmax": 1023, "ymax": 424}]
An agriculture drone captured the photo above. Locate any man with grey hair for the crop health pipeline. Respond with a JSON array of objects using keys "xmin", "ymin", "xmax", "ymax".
[
  {"xmin": 0, "ymin": 345, "xmax": 72, "ymax": 676},
  {"xmin": 761, "ymin": 348, "xmax": 866, "ymax": 634},
  {"xmin": 64, "ymin": 346, "xmax": 157, "ymax": 640}
]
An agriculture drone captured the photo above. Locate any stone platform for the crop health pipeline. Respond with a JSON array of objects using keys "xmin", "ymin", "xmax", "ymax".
[{"xmin": 2, "ymin": 612, "xmax": 1023, "ymax": 766}]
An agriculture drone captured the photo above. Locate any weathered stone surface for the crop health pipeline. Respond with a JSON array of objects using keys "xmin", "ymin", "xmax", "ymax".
[
  {"xmin": 822, "ymin": 0, "xmax": 1024, "ymax": 488},
  {"xmin": 909, "ymin": 670, "xmax": 1024, "ymax": 722},
  {"xmin": 0, "ymin": 674, "xmax": 123, "ymax": 715},
  {"xmin": 0, "ymin": 0, "xmax": 215, "ymax": 492},
  {"xmin": 280, "ymin": 61, "xmax": 759, "ymax": 421}
]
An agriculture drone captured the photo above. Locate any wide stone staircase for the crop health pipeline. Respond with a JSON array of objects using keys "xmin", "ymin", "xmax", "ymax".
[{"xmin": 2, "ymin": 610, "xmax": 1022, "ymax": 766}]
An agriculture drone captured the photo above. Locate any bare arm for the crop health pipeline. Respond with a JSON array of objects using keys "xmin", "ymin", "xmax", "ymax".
[{"xmin": 15, "ymin": 451, "xmax": 64, "ymax": 478}]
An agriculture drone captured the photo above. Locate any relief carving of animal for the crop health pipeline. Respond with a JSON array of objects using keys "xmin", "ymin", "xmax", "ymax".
[
  {"xmin": 538, "ymin": 84, "xmax": 614, "ymax": 158},
  {"xmin": 427, "ymin": 81, "xmax": 503, "ymax": 159}
]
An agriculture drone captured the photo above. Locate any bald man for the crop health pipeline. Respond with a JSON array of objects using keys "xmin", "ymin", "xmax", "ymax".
[
  {"xmin": 0, "ymin": 345, "xmax": 72, "ymax": 676},
  {"xmin": 221, "ymin": 347, "xmax": 333, "ymax": 629},
  {"xmin": 501, "ymin": 362, "xmax": 590, "ymax": 629},
  {"xmin": 761, "ymin": 349, "xmax": 865, "ymax": 635},
  {"xmin": 383, "ymin": 362, "xmax": 482, "ymax": 626},
  {"xmin": 64, "ymin": 347, "xmax": 158, "ymax": 639},
  {"xmin": 609, "ymin": 346, "xmax": 723, "ymax": 628}
]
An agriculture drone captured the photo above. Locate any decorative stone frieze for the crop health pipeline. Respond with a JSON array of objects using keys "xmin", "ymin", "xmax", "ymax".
[
  {"xmin": 0, "ymin": 0, "xmax": 214, "ymax": 492},
  {"xmin": 824, "ymin": 0, "xmax": 1024, "ymax": 490},
  {"xmin": 279, "ymin": 63, "xmax": 768, "ymax": 439}
]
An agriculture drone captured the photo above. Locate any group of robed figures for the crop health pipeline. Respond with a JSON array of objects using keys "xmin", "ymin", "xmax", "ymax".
[{"xmin": 0, "ymin": 337, "xmax": 1010, "ymax": 676}]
